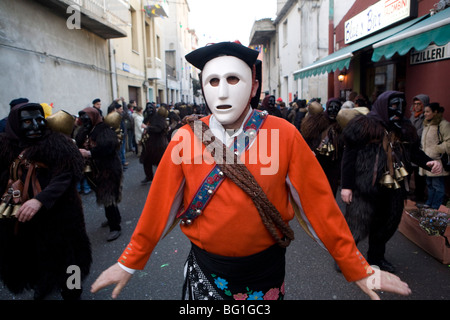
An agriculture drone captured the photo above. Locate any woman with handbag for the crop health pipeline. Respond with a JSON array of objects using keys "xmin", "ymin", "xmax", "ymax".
[{"xmin": 420, "ymin": 102, "xmax": 450, "ymax": 209}]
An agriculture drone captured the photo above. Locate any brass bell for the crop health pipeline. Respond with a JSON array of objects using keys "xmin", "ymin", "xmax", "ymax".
[
  {"xmin": 380, "ymin": 172, "xmax": 395, "ymax": 187},
  {"xmin": 84, "ymin": 164, "xmax": 92, "ymax": 173},
  {"xmin": 317, "ymin": 146, "xmax": 325, "ymax": 155},
  {"xmin": 398, "ymin": 166, "xmax": 408, "ymax": 177},
  {"xmin": 0, "ymin": 202, "xmax": 7, "ymax": 215},
  {"xmin": 395, "ymin": 169, "xmax": 404, "ymax": 181},
  {"xmin": 11, "ymin": 205, "xmax": 21, "ymax": 217},
  {"xmin": 104, "ymin": 111, "xmax": 122, "ymax": 130},
  {"xmin": 328, "ymin": 144, "xmax": 335, "ymax": 152},
  {"xmin": 393, "ymin": 179, "xmax": 401, "ymax": 190},
  {"xmin": 46, "ymin": 110, "xmax": 75, "ymax": 136},
  {"xmin": 3, "ymin": 205, "xmax": 12, "ymax": 218}
]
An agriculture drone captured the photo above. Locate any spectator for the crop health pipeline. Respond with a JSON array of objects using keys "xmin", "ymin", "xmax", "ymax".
[
  {"xmin": 132, "ymin": 106, "xmax": 145, "ymax": 156},
  {"xmin": 419, "ymin": 102, "xmax": 450, "ymax": 209},
  {"xmin": 92, "ymin": 98, "xmax": 103, "ymax": 118},
  {"xmin": 410, "ymin": 94, "xmax": 429, "ymax": 203}
]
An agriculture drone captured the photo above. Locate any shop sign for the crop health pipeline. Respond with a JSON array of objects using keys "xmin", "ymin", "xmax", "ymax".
[
  {"xmin": 410, "ymin": 43, "xmax": 450, "ymax": 65},
  {"xmin": 345, "ymin": 0, "xmax": 414, "ymax": 44},
  {"xmin": 122, "ymin": 62, "xmax": 130, "ymax": 72}
]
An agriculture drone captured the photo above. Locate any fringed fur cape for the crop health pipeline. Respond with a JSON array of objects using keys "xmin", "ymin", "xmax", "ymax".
[
  {"xmin": 0, "ymin": 131, "xmax": 92, "ymax": 296},
  {"xmin": 76, "ymin": 122, "xmax": 123, "ymax": 207},
  {"xmin": 341, "ymin": 91, "xmax": 432, "ymax": 243}
]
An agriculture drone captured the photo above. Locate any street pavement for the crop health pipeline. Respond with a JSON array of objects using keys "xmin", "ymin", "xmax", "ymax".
[{"xmin": 0, "ymin": 152, "xmax": 449, "ymax": 301}]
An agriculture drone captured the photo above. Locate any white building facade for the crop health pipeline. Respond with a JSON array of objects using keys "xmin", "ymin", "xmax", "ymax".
[{"xmin": 0, "ymin": 0, "xmax": 128, "ymax": 117}]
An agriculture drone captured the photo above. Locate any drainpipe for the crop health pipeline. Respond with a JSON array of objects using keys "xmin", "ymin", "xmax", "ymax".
[
  {"xmin": 328, "ymin": 0, "xmax": 334, "ymax": 99},
  {"xmin": 109, "ymin": 39, "xmax": 118, "ymax": 99}
]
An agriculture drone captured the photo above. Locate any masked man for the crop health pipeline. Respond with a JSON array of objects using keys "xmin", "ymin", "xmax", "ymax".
[
  {"xmin": 75, "ymin": 107, "xmax": 123, "ymax": 242},
  {"xmin": 139, "ymin": 105, "xmax": 169, "ymax": 185},
  {"xmin": 91, "ymin": 42, "xmax": 411, "ymax": 300},
  {"xmin": 0, "ymin": 103, "xmax": 91, "ymax": 300},
  {"xmin": 301, "ymin": 98, "xmax": 344, "ymax": 197},
  {"xmin": 340, "ymin": 91, "xmax": 442, "ymax": 273}
]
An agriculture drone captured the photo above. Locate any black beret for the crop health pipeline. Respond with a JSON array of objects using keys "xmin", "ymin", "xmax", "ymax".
[
  {"xmin": 185, "ymin": 41, "xmax": 259, "ymax": 71},
  {"xmin": 9, "ymin": 98, "xmax": 29, "ymax": 108}
]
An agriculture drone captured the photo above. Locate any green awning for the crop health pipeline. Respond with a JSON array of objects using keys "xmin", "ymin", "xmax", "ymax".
[
  {"xmin": 294, "ymin": 15, "xmax": 425, "ymax": 80},
  {"xmin": 293, "ymin": 50, "xmax": 352, "ymax": 80},
  {"xmin": 372, "ymin": 7, "xmax": 450, "ymax": 62}
]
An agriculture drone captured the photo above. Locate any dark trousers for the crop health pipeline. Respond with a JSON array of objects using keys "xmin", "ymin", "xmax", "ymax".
[
  {"xmin": 366, "ymin": 190, "xmax": 404, "ymax": 262},
  {"xmin": 144, "ymin": 163, "xmax": 154, "ymax": 181},
  {"xmin": 412, "ymin": 166, "xmax": 427, "ymax": 202},
  {"xmin": 104, "ymin": 205, "xmax": 121, "ymax": 231}
]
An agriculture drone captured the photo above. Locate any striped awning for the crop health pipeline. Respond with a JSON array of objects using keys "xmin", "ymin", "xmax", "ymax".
[
  {"xmin": 372, "ymin": 7, "xmax": 450, "ymax": 62},
  {"xmin": 294, "ymin": 15, "xmax": 425, "ymax": 79}
]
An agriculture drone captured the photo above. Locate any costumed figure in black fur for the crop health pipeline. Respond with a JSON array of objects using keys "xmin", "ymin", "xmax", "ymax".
[
  {"xmin": 0, "ymin": 103, "xmax": 91, "ymax": 300},
  {"xmin": 76, "ymin": 107, "xmax": 123, "ymax": 242},
  {"xmin": 139, "ymin": 105, "xmax": 169, "ymax": 185},
  {"xmin": 340, "ymin": 91, "xmax": 442, "ymax": 272},
  {"xmin": 260, "ymin": 95, "xmax": 282, "ymax": 118},
  {"xmin": 301, "ymin": 98, "xmax": 343, "ymax": 197}
]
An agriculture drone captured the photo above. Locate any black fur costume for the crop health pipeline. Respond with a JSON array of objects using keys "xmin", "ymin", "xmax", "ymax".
[
  {"xmin": 0, "ymin": 103, "xmax": 91, "ymax": 299},
  {"xmin": 301, "ymin": 98, "xmax": 344, "ymax": 197},
  {"xmin": 341, "ymin": 91, "xmax": 432, "ymax": 265},
  {"xmin": 75, "ymin": 108, "xmax": 123, "ymax": 207},
  {"xmin": 140, "ymin": 107, "xmax": 169, "ymax": 181},
  {"xmin": 75, "ymin": 107, "xmax": 123, "ymax": 235}
]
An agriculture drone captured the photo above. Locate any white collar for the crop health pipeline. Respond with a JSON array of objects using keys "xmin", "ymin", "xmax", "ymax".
[{"xmin": 209, "ymin": 107, "xmax": 253, "ymax": 147}]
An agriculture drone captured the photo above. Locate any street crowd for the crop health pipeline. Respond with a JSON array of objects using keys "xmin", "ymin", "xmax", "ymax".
[{"xmin": 0, "ymin": 84, "xmax": 446, "ymax": 300}]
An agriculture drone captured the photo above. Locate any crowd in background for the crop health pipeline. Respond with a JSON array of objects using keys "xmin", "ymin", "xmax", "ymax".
[{"xmin": 0, "ymin": 89, "xmax": 447, "ymax": 299}]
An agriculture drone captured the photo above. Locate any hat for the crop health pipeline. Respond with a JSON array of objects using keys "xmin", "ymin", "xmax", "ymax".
[
  {"xmin": 185, "ymin": 41, "xmax": 259, "ymax": 71},
  {"xmin": 92, "ymin": 98, "xmax": 101, "ymax": 105},
  {"xmin": 185, "ymin": 41, "xmax": 261, "ymax": 109},
  {"xmin": 413, "ymin": 94, "xmax": 430, "ymax": 106},
  {"xmin": 9, "ymin": 98, "xmax": 29, "ymax": 109}
]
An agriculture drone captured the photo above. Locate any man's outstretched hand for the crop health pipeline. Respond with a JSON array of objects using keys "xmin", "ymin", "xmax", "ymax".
[
  {"xmin": 355, "ymin": 267, "xmax": 411, "ymax": 300},
  {"xmin": 91, "ymin": 263, "xmax": 133, "ymax": 299}
]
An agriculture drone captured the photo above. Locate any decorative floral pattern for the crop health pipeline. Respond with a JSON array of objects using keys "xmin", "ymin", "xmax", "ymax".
[
  {"xmin": 214, "ymin": 277, "xmax": 228, "ymax": 290},
  {"xmin": 211, "ymin": 273, "xmax": 284, "ymax": 300}
]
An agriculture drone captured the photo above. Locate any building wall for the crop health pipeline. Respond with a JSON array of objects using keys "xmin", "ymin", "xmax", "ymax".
[
  {"xmin": 405, "ymin": 55, "xmax": 450, "ymax": 115},
  {"xmin": 404, "ymin": 0, "xmax": 450, "ymax": 110},
  {"xmin": 111, "ymin": 0, "xmax": 147, "ymax": 108},
  {"xmin": 0, "ymin": 0, "xmax": 113, "ymax": 117},
  {"xmin": 277, "ymin": 3, "xmax": 300, "ymax": 102},
  {"xmin": 163, "ymin": 0, "xmax": 193, "ymax": 104},
  {"xmin": 297, "ymin": 0, "xmax": 329, "ymax": 102}
]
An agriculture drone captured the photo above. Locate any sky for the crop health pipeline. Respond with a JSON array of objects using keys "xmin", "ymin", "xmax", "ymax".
[{"xmin": 186, "ymin": 0, "xmax": 277, "ymax": 46}]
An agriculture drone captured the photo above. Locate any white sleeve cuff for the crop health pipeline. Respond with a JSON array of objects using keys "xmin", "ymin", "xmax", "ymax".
[{"xmin": 117, "ymin": 262, "xmax": 136, "ymax": 274}]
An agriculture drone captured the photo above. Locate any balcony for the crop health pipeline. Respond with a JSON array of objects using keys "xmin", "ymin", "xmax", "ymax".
[
  {"xmin": 34, "ymin": 0, "xmax": 128, "ymax": 39},
  {"xmin": 143, "ymin": 0, "xmax": 169, "ymax": 18},
  {"xmin": 249, "ymin": 18, "xmax": 276, "ymax": 46},
  {"xmin": 146, "ymin": 56, "xmax": 163, "ymax": 80}
]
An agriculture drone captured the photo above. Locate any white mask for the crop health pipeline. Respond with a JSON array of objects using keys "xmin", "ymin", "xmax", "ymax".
[{"xmin": 202, "ymin": 56, "xmax": 256, "ymax": 125}]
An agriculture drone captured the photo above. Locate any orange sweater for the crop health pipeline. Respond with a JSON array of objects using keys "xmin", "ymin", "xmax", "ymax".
[{"xmin": 118, "ymin": 115, "xmax": 372, "ymax": 282}]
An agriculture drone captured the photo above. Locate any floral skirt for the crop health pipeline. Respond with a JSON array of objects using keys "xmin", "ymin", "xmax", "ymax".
[{"xmin": 182, "ymin": 242, "xmax": 286, "ymax": 300}]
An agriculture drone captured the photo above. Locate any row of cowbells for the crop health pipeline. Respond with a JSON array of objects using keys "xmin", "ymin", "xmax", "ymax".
[
  {"xmin": 380, "ymin": 166, "xmax": 409, "ymax": 189},
  {"xmin": 0, "ymin": 202, "xmax": 20, "ymax": 219},
  {"xmin": 317, "ymin": 141, "xmax": 335, "ymax": 156}
]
